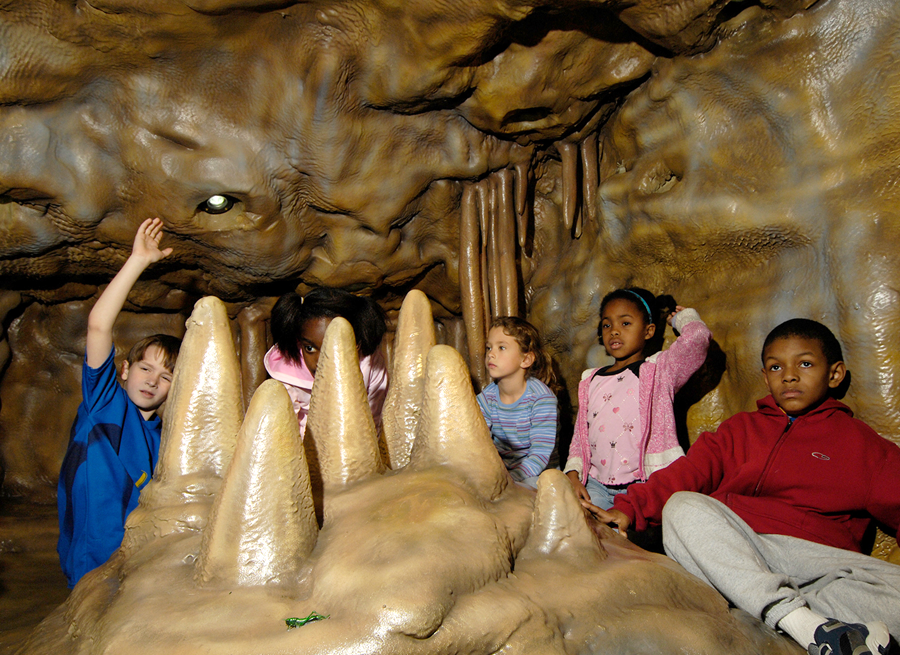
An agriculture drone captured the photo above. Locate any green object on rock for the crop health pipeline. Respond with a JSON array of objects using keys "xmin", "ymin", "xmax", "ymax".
[{"xmin": 285, "ymin": 611, "xmax": 330, "ymax": 629}]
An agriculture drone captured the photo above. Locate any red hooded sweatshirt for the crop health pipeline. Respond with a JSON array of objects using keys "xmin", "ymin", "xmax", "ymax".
[{"xmin": 614, "ymin": 396, "xmax": 900, "ymax": 552}]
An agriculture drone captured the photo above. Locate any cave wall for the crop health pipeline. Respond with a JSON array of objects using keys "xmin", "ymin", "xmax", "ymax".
[{"xmin": 2, "ymin": 0, "xmax": 900, "ymax": 501}]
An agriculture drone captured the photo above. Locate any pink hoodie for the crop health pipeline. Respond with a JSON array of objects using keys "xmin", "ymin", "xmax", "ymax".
[
  {"xmin": 566, "ymin": 309, "xmax": 711, "ymax": 485},
  {"xmin": 263, "ymin": 345, "xmax": 389, "ymax": 437}
]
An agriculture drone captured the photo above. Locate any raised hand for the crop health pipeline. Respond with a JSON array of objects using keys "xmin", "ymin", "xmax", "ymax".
[
  {"xmin": 132, "ymin": 217, "xmax": 173, "ymax": 265},
  {"xmin": 667, "ymin": 305, "xmax": 686, "ymax": 327}
]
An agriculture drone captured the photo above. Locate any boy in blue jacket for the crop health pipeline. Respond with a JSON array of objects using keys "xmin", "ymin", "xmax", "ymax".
[{"xmin": 57, "ymin": 218, "xmax": 181, "ymax": 588}]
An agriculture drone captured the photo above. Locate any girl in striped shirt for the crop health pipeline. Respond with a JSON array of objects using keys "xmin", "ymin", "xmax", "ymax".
[{"xmin": 476, "ymin": 317, "xmax": 560, "ymax": 489}]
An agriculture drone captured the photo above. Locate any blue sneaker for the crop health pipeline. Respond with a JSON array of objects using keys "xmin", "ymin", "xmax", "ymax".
[{"xmin": 807, "ymin": 619, "xmax": 888, "ymax": 655}]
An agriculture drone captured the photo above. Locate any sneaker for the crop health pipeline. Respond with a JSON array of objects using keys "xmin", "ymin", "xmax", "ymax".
[{"xmin": 807, "ymin": 619, "xmax": 887, "ymax": 655}]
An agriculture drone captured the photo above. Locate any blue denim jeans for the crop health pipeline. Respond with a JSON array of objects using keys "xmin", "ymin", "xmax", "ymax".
[{"xmin": 585, "ymin": 476, "xmax": 632, "ymax": 510}]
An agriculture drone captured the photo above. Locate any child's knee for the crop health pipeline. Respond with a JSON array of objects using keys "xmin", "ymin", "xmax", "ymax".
[{"xmin": 662, "ymin": 491, "xmax": 706, "ymax": 528}]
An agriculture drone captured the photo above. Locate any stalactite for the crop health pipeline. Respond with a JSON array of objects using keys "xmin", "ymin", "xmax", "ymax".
[
  {"xmin": 479, "ymin": 218, "xmax": 491, "ymax": 343},
  {"xmin": 474, "ymin": 179, "xmax": 495, "ymax": 323},
  {"xmin": 580, "ymin": 133, "xmax": 599, "ymax": 232},
  {"xmin": 513, "ymin": 161, "xmax": 530, "ymax": 249},
  {"xmin": 459, "ymin": 182, "xmax": 488, "ymax": 389},
  {"xmin": 559, "ymin": 141, "xmax": 580, "ymax": 234},
  {"xmin": 237, "ymin": 301, "xmax": 272, "ymax": 412},
  {"xmin": 487, "ymin": 179, "xmax": 503, "ymax": 317},
  {"xmin": 496, "ymin": 168, "xmax": 519, "ymax": 317}
]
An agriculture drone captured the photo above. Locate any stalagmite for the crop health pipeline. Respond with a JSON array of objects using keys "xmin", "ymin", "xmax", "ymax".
[
  {"xmin": 154, "ymin": 296, "xmax": 243, "ymax": 484},
  {"xmin": 195, "ymin": 380, "xmax": 317, "ymax": 587},
  {"xmin": 518, "ymin": 469, "xmax": 607, "ymax": 564},
  {"xmin": 496, "ymin": 168, "xmax": 519, "ymax": 317},
  {"xmin": 559, "ymin": 141, "xmax": 579, "ymax": 233},
  {"xmin": 409, "ymin": 345, "xmax": 508, "ymax": 500},
  {"xmin": 305, "ymin": 317, "xmax": 383, "ymax": 492},
  {"xmin": 382, "ymin": 289, "xmax": 436, "ymax": 469},
  {"xmin": 580, "ymin": 133, "xmax": 599, "ymax": 230},
  {"xmin": 459, "ymin": 182, "xmax": 488, "ymax": 389},
  {"xmin": 123, "ymin": 296, "xmax": 244, "ymax": 549}
]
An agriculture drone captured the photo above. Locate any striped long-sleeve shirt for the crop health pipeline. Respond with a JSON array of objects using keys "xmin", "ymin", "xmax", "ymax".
[{"xmin": 476, "ymin": 377, "xmax": 558, "ymax": 480}]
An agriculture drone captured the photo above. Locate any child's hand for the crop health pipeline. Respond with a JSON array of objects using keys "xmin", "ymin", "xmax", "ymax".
[
  {"xmin": 667, "ymin": 305, "xmax": 686, "ymax": 327},
  {"xmin": 566, "ymin": 470, "xmax": 593, "ymax": 505},
  {"xmin": 586, "ymin": 506, "xmax": 631, "ymax": 538},
  {"xmin": 132, "ymin": 217, "xmax": 173, "ymax": 265}
]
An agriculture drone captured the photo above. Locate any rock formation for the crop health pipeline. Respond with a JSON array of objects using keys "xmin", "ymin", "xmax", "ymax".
[{"xmin": 17, "ymin": 293, "xmax": 800, "ymax": 655}]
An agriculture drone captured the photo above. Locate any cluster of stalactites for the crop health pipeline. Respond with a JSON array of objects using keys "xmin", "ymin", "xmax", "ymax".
[
  {"xmin": 459, "ymin": 133, "xmax": 600, "ymax": 386},
  {"xmin": 126, "ymin": 290, "xmax": 613, "ymax": 590}
]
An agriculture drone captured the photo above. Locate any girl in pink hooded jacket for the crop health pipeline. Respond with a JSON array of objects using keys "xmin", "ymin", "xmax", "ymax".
[
  {"xmin": 564, "ymin": 287, "xmax": 711, "ymax": 510},
  {"xmin": 264, "ymin": 288, "xmax": 389, "ymax": 437}
]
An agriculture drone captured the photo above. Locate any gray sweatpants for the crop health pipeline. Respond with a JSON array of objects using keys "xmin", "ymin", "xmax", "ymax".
[{"xmin": 662, "ymin": 492, "xmax": 900, "ymax": 636}]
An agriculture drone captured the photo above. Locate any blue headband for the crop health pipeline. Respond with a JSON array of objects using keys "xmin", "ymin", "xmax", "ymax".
[{"xmin": 623, "ymin": 289, "xmax": 653, "ymax": 320}]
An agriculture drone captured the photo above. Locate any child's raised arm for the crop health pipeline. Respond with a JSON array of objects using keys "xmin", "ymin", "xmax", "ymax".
[{"xmin": 86, "ymin": 218, "xmax": 172, "ymax": 368}]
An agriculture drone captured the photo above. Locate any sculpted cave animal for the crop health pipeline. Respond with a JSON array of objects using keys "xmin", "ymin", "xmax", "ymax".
[{"xmin": 18, "ymin": 292, "xmax": 800, "ymax": 655}]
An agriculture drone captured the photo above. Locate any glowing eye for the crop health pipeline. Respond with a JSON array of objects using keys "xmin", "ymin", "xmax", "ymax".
[{"xmin": 200, "ymin": 194, "xmax": 236, "ymax": 214}]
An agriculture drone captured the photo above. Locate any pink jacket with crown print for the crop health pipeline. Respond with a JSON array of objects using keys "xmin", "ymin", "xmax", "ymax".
[
  {"xmin": 264, "ymin": 345, "xmax": 389, "ymax": 437},
  {"xmin": 567, "ymin": 309, "xmax": 711, "ymax": 486}
]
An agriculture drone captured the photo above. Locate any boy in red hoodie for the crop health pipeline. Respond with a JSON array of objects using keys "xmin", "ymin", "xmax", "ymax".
[{"xmin": 594, "ymin": 319, "xmax": 900, "ymax": 655}]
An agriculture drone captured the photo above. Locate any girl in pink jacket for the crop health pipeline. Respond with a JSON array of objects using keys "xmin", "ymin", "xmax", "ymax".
[
  {"xmin": 565, "ymin": 287, "xmax": 710, "ymax": 509},
  {"xmin": 264, "ymin": 288, "xmax": 389, "ymax": 437}
]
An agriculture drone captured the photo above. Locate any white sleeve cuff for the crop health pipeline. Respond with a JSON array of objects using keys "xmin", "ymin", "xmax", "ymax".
[
  {"xmin": 673, "ymin": 308, "xmax": 701, "ymax": 333},
  {"xmin": 564, "ymin": 457, "xmax": 584, "ymax": 476}
]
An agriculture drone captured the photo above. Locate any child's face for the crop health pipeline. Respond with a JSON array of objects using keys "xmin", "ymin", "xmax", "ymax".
[
  {"xmin": 600, "ymin": 298, "xmax": 655, "ymax": 368},
  {"xmin": 485, "ymin": 327, "xmax": 534, "ymax": 382},
  {"xmin": 121, "ymin": 345, "xmax": 174, "ymax": 419},
  {"xmin": 300, "ymin": 316, "xmax": 332, "ymax": 376},
  {"xmin": 762, "ymin": 336, "xmax": 846, "ymax": 416}
]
